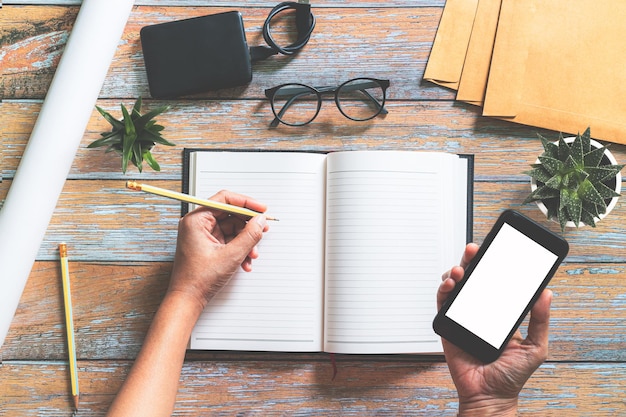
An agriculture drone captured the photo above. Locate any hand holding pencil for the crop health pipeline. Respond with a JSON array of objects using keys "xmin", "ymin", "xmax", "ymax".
[
  {"xmin": 126, "ymin": 181, "xmax": 278, "ymax": 221},
  {"xmin": 106, "ymin": 190, "xmax": 269, "ymax": 415}
]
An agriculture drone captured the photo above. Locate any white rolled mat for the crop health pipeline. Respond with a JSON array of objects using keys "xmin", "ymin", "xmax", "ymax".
[{"xmin": 0, "ymin": 0, "xmax": 135, "ymax": 348}]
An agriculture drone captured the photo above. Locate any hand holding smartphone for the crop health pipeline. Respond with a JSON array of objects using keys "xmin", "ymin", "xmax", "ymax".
[{"xmin": 433, "ymin": 210, "xmax": 569, "ymax": 363}]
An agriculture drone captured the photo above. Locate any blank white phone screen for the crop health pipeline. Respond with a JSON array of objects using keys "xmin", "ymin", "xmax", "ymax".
[{"xmin": 445, "ymin": 223, "xmax": 559, "ymax": 349}]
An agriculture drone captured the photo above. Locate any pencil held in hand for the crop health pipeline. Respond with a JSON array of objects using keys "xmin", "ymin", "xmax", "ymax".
[{"xmin": 125, "ymin": 181, "xmax": 278, "ymax": 221}]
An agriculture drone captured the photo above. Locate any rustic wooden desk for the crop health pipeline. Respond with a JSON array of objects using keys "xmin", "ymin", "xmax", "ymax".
[{"xmin": 2, "ymin": 1, "xmax": 625, "ymax": 415}]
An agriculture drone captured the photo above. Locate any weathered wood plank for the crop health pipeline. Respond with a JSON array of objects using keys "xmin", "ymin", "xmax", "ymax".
[
  {"xmin": 1, "ymin": 5, "xmax": 449, "ymax": 100},
  {"xmin": 1, "ymin": 179, "xmax": 625, "ymax": 262},
  {"xmin": 4, "ymin": 261, "xmax": 169, "ymax": 361},
  {"xmin": 3, "ymin": 261, "xmax": 625, "ymax": 362},
  {"xmin": 4, "ymin": 1, "xmax": 447, "ymax": 6},
  {"xmin": 3, "ymin": 361, "xmax": 625, "ymax": 416},
  {"xmin": 2, "ymin": 2, "xmax": 625, "ymax": 415},
  {"xmin": 4, "ymin": 100, "xmax": 625, "ymax": 180}
]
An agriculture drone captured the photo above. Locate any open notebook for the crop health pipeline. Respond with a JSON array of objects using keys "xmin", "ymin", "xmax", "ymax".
[{"xmin": 183, "ymin": 150, "xmax": 473, "ymax": 354}]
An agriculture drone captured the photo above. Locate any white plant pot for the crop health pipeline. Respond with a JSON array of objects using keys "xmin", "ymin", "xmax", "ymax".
[{"xmin": 530, "ymin": 137, "xmax": 622, "ymax": 228}]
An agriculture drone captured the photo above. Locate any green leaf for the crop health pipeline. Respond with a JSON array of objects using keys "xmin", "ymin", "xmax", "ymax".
[
  {"xmin": 561, "ymin": 188, "xmax": 582, "ymax": 226},
  {"xmin": 582, "ymin": 200, "xmax": 602, "ymax": 218},
  {"xmin": 121, "ymin": 151, "xmax": 129, "ymax": 173},
  {"xmin": 122, "ymin": 104, "xmax": 136, "ymax": 138},
  {"xmin": 143, "ymin": 149, "xmax": 161, "ymax": 171},
  {"xmin": 570, "ymin": 132, "xmax": 585, "ymax": 165},
  {"xmin": 560, "ymin": 187, "xmax": 575, "ymax": 208},
  {"xmin": 148, "ymin": 123, "xmax": 165, "ymax": 132},
  {"xmin": 583, "ymin": 145, "xmax": 607, "ymax": 167},
  {"xmin": 607, "ymin": 163, "xmax": 625, "ymax": 174},
  {"xmin": 96, "ymin": 106, "xmax": 124, "ymax": 130},
  {"xmin": 564, "ymin": 154, "xmax": 578, "ymax": 171},
  {"xmin": 135, "ymin": 140, "xmax": 156, "ymax": 151},
  {"xmin": 139, "ymin": 129, "xmax": 176, "ymax": 146},
  {"xmin": 558, "ymin": 206, "xmax": 568, "ymax": 232},
  {"xmin": 586, "ymin": 166, "xmax": 623, "ymax": 184},
  {"xmin": 578, "ymin": 179, "xmax": 607, "ymax": 208},
  {"xmin": 132, "ymin": 141, "xmax": 143, "ymax": 172},
  {"xmin": 132, "ymin": 97, "xmax": 143, "ymax": 116},
  {"xmin": 580, "ymin": 209, "xmax": 597, "ymax": 227},
  {"xmin": 524, "ymin": 166, "xmax": 553, "ymax": 183},
  {"xmin": 538, "ymin": 156, "xmax": 564, "ymax": 176},
  {"xmin": 105, "ymin": 144, "xmax": 121, "ymax": 154},
  {"xmin": 557, "ymin": 133, "xmax": 571, "ymax": 161},
  {"xmin": 87, "ymin": 131, "xmax": 122, "ymax": 148},
  {"xmin": 580, "ymin": 127, "xmax": 591, "ymax": 153},
  {"xmin": 546, "ymin": 200, "xmax": 559, "ymax": 221},
  {"xmin": 132, "ymin": 105, "xmax": 170, "ymax": 132},
  {"xmin": 523, "ymin": 185, "xmax": 559, "ymax": 203},
  {"xmin": 539, "ymin": 133, "xmax": 559, "ymax": 158},
  {"xmin": 559, "ymin": 189, "xmax": 582, "ymax": 231},
  {"xmin": 121, "ymin": 138, "xmax": 136, "ymax": 173},
  {"xmin": 121, "ymin": 104, "xmax": 137, "ymax": 173},
  {"xmin": 544, "ymin": 174, "xmax": 563, "ymax": 190},
  {"xmin": 564, "ymin": 172, "xmax": 583, "ymax": 189},
  {"xmin": 595, "ymin": 181, "xmax": 620, "ymax": 199}
]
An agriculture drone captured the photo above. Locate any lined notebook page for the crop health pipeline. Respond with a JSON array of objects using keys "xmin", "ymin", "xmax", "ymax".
[
  {"xmin": 188, "ymin": 151, "xmax": 326, "ymax": 352},
  {"xmin": 323, "ymin": 151, "xmax": 467, "ymax": 354}
]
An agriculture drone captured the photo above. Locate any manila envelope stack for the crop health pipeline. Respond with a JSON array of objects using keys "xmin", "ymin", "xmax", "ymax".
[{"xmin": 424, "ymin": 0, "xmax": 626, "ymax": 145}]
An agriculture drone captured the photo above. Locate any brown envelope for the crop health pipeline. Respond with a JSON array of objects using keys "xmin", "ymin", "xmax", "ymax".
[
  {"xmin": 455, "ymin": 0, "xmax": 502, "ymax": 106},
  {"xmin": 483, "ymin": 0, "xmax": 626, "ymax": 144},
  {"xmin": 423, "ymin": 0, "xmax": 478, "ymax": 90}
]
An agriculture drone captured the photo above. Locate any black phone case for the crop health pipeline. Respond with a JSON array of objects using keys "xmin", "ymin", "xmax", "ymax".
[{"xmin": 433, "ymin": 209, "xmax": 569, "ymax": 363}]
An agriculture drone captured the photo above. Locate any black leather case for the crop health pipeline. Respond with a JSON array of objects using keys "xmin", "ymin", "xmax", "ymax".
[{"xmin": 140, "ymin": 11, "xmax": 252, "ymax": 98}]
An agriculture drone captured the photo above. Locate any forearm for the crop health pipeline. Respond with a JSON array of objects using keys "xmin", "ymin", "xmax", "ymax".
[
  {"xmin": 107, "ymin": 291, "xmax": 203, "ymax": 417},
  {"xmin": 458, "ymin": 397, "xmax": 518, "ymax": 417}
]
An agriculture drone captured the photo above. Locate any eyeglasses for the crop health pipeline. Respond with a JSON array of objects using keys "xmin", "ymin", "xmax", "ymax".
[{"xmin": 264, "ymin": 78, "xmax": 390, "ymax": 127}]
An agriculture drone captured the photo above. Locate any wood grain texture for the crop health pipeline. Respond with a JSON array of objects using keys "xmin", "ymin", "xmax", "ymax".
[
  {"xmin": 4, "ymin": 0, "xmax": 446, "ymax": 6},
  {"xmin": 1, "ymin": 6, "xmax": 448, "ymax": 100},
  {"xmin": 1, "ymin": 2, "xmax": 625, "ymax": 416},
  {"xmin": 3, "ymin": 100, "xmax": 625, "ymax": 180},
  {"xmin": 2, "ymin": 179, "xmax": 625, "ymax": 262},
  {"xmin": 3, "ymin": 261, "xmax": 625, "ymax": 362},
  {"xmin": 3, "ymin": 361, "xmax": 625, "ymax": 416}
]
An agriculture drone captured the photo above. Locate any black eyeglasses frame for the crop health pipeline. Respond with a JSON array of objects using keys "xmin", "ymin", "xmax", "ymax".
[{"xmin": 264, "ymin": 77, "xmax": 390, "ymax": 127}]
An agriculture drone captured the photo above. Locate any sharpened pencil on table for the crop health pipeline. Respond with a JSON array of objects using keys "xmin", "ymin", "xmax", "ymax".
[
  {"xmin": 125, "ymin": 181, "xmax": 279, "ymax": 221},
  {"xmin": 59, "ymin": 243, "xmax": 80, "ymax": 411}
]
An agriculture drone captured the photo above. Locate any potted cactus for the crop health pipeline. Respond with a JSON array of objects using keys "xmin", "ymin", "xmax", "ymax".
[
  {"xmin": 88, "ymin": 97, "xmax": 174, "ymax": 173},
  {"xmin": 523, "ymin": 127, "xmax": 623, "ymax": 232}
]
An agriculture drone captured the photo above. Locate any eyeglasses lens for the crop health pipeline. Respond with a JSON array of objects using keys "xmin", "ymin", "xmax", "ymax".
[
  {"xmin": 337, "ymin": 79, "xmax": 385, "ymax": 121},
  {"xmin": 272, "ymin": 85, "xmax": 320, "ymax": 126}
]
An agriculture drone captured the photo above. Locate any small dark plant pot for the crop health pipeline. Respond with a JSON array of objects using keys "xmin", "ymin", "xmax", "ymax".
[{"xmin": 530, "ymin": 138, "xmax": 622, "ymax": 228}]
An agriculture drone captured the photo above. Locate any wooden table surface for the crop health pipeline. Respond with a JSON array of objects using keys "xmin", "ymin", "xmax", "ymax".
[{"xmin": 2, "ymin": 1, "xmax": 625, "ymax": 415}]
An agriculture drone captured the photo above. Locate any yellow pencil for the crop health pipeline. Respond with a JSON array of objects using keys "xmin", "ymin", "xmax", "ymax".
[
  {"xmin": 59, "ymin": 243, "xmax": 79, "ymax": 411},
  {"xmin": 125, "ymin": 181, "xmax": 279, "ymax": 221}
]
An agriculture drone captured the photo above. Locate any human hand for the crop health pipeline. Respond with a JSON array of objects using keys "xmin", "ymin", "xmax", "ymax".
[
  {"xmin": 438, "ymin": 243, "xmax": 552, "ymax": 417},
  {"xmin": 167, "ymin": 190, "xmax": 269, "ymax": 314}
]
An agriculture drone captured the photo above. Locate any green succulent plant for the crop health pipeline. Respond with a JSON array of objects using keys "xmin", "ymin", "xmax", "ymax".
[
  {"xmin": 523, "ymin": 127, "xmax": 624, "ymax": 231},
  {"xmin": 88, "ymin": 98, "xmax": 174, "ymax": 173}
]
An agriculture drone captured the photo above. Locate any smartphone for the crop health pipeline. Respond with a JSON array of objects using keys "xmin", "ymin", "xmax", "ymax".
[{"xmin": 433, "ymin": 209, "xmax": 569, "ymax": 363}]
